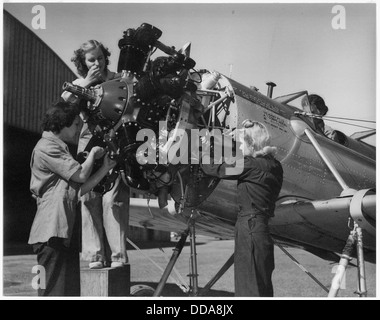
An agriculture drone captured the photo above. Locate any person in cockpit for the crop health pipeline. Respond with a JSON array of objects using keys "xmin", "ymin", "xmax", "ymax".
[
  {"xmin": 308, "ymin": 94, "xmax": 333, "ymax": 136},
  {"xmin": 303, "ymin": 94, "xmax": 339, "ymax": 141}
]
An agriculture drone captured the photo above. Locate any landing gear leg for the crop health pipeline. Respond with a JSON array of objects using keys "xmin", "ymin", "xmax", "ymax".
[
  {"xmin": 153, "ymin": 213, "xmax": 201, "ymax": 297},
  {"xmin": 188, "ymin": 218, "xmax": 199, "ymax": 296},
  {"xmin": 153, "ymin": 228, "xmax": 190, "ymax": 297},
  {"xmin": 355, "ymin": 225, "xmax": 367, "ymax": 297},
  {"xmin": 328, "ymin": 221, "xmax": 367, "ymax": 297}
]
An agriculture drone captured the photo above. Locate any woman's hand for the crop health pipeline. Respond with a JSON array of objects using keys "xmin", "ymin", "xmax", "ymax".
[
  {"xmin": 90, "ymin": 146, "xmax": 106, "ymax": 160},
  {"xmin": 85, "ymin": 65, "xmax": 104, "ymax": 86},
  {"xmin": 102, "ymin": 154, "xmax": 117, "ymax": 170}
]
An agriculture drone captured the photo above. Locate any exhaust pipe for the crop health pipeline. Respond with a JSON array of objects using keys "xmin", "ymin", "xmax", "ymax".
[{"xmin": 266, "ymin": 81, "xmax": 277, "ymax": 98}]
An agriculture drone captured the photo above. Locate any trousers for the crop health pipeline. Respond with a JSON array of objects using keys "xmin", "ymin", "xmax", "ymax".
[
  {"xmin": 234, "ymin": 213, "xmax": 275, "ymax": 297},
  {"xmin": 33, "ymin": 237, "xmax": 80, "ymax": 296},
  {"xmin": 81, "ymin": 175, "xmax": 130, "ymax": 264},
  {"xmin": 78, "ymin": 123, "xmax": 130, "ymax": 264}
]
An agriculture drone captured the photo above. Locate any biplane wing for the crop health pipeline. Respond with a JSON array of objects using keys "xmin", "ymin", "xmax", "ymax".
[{"xmin": 128, "ymin": 186, "xmax": 376, "ymax": 264}]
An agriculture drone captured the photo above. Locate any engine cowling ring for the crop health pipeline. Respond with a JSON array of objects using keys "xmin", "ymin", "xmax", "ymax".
[{"xmin": 349, "ymin": 188, "xmax": 376, "ymax": 236}]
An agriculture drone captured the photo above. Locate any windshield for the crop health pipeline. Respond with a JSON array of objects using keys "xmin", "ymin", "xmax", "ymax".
[
  {"xmin": 287, "ymin": 94, "xmax": 311, "ymax": 112},
  {"xmin": 350, "ymin": 130, "xmax": 376, "ymax": 147},
  {"xmin": 362, "ymin": 135, "xmax": 375, "ymax": 147},
  {"xmin": 274, "ymin": 91, "xmax": 310, "ymax": 112}
]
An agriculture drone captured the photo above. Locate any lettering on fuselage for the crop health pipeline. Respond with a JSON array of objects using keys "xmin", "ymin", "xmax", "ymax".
[
  {"xmin": 231, "ymin": 80, "xmax": 290, "ymax": 135},
  {"xmin": 232, "ymin": 84, "xmax": 281, "ymax": 115},
  {"xmin": 263, "ymin": 110, "xmax": 288, "ymax": 133}
]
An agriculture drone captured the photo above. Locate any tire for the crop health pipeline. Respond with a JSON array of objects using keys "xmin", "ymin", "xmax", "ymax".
[{"xmin": 130, "ymin": 284, "xmax": 155, "ymax": 296}]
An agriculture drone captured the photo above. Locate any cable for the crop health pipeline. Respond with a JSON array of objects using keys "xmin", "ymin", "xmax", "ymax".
[
  {"xmin": 295, "ymin": 111, "xmax": 376, "ymax": 130},
  {"xmin": 273, "ymin": 239, "xmax": 329, "ymax": 293},
  {"xmin": 324, "ymin": 118, "xmax": 375, "ymax": 131},
  {"xmin": 322, "ymin": 115, "xmax": 376, "ymax": 124}
]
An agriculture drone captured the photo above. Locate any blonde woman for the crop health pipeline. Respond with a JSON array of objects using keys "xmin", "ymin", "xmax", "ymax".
[
  {"xmin": 201, "ymin": 120, "xmax": 283, "ymax": 297},
  {"xmin": 62, "ymin": 40, "xmax": 129, "ymax": 270}
]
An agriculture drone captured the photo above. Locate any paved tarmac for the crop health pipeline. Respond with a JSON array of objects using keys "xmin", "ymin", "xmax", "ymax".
[{"xmin": 2, "ymin": 236, "xmax": 376, "ymax": 298}]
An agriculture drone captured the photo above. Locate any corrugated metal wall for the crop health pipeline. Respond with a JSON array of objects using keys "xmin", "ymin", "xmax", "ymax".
[
  {"xmin": 3, "ymin": 10, "xmax": 76, "ymax": 133},
  {"xmin": 3, "ymin": 10, "xmax": 171, "ymax": 244}
]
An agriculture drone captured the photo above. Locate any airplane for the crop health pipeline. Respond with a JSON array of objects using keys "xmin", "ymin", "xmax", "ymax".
[{"xmin": 62, "ymin": 23, "xmax": 376, "ymax": 298}]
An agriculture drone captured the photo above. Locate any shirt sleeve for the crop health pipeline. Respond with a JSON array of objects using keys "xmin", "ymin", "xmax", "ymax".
[
  {"xmin": 38, "ymin": 143, "xmax": 81, "ymax": 181},
  {"xmin": 200, "ymin": 157, "xmax": 251, "ymax": 180}
]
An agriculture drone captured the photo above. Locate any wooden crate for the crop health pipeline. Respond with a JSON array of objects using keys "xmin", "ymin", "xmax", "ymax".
[{"xmin": 80, "ymin": 265, "xmax": 130, "ymax": 297}]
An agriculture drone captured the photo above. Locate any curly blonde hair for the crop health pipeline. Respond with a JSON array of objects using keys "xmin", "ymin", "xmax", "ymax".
[
  {"xmin": 71, "ymin": 40, "xmax": 111, "ymax": 78},
  {"xmin": 241, "ymin": 119, "xmax": 277, "ymax": 157}
]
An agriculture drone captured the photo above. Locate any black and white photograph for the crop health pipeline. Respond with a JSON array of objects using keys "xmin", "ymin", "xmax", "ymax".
[{"xmin": 1, "ymin": 1, "xmax": 377, "ymax": 301}]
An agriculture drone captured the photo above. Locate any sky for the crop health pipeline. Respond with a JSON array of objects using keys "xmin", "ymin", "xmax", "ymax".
[{"xmin": 2, "ymin": 1, "xmax": 377, "ymax": 137}]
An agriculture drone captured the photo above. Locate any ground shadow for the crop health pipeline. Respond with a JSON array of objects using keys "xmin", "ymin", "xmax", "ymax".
[
  {"xmin": 130, "ymin": 281, "xmax": 234, "ymax": 297},
  {"xmin": 126, "ymin": 239, "xmax": 211, "ymax": 251}
]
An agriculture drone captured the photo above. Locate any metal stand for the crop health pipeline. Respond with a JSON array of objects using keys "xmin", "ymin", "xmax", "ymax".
[
  {"xmin": 188, "ymin": 219, "xmax": 199, "ymax": 296},
  {"xmin": 153, "ymin": 228, "xmax": 190, "ymax": 297},
  {"xmin": 328, "ymin": 222, "xmax": 367, "ymax": 297},
  {"xmin": 120, "ymin": 186, "xmax": 130, "ymax": 264},
  {"xmin": 355, "ymin": 225, "xmax": 367, "ymax": 297},
  {"xmin": 152, "ymin": 214, "xmax": 210, "ymax": 296}
]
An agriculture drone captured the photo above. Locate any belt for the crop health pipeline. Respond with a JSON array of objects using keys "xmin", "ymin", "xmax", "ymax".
[
  {"xmin": 238, "ymin": 204, "xmax": 273, "ymax": 218},
  {"xmin": 238, "ymin": 211, "xmax": 269, "ymax": 222},
  {"xmin": 238, "ymin": 206, "xmax": 263, "ymax": 216}
]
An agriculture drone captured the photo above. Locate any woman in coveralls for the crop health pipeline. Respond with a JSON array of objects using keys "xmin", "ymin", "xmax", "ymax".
[{"xmin": 201, "ymin": 119, "xmax": 283, "ymax": 297}]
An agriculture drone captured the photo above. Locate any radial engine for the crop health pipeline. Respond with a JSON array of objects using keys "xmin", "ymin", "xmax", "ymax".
[{"xmin": 62, "ymin": 23, "xmax": 235, "ymax": 213}]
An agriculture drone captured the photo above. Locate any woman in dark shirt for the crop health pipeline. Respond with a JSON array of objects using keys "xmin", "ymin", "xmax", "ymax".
[
  {"xmin": 29, "ymin": 101, "xmax": 116, "ymax": 296},
  {"xmin": 201, "ymin": 119, "xmax": 283, "ymax": 297}
]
